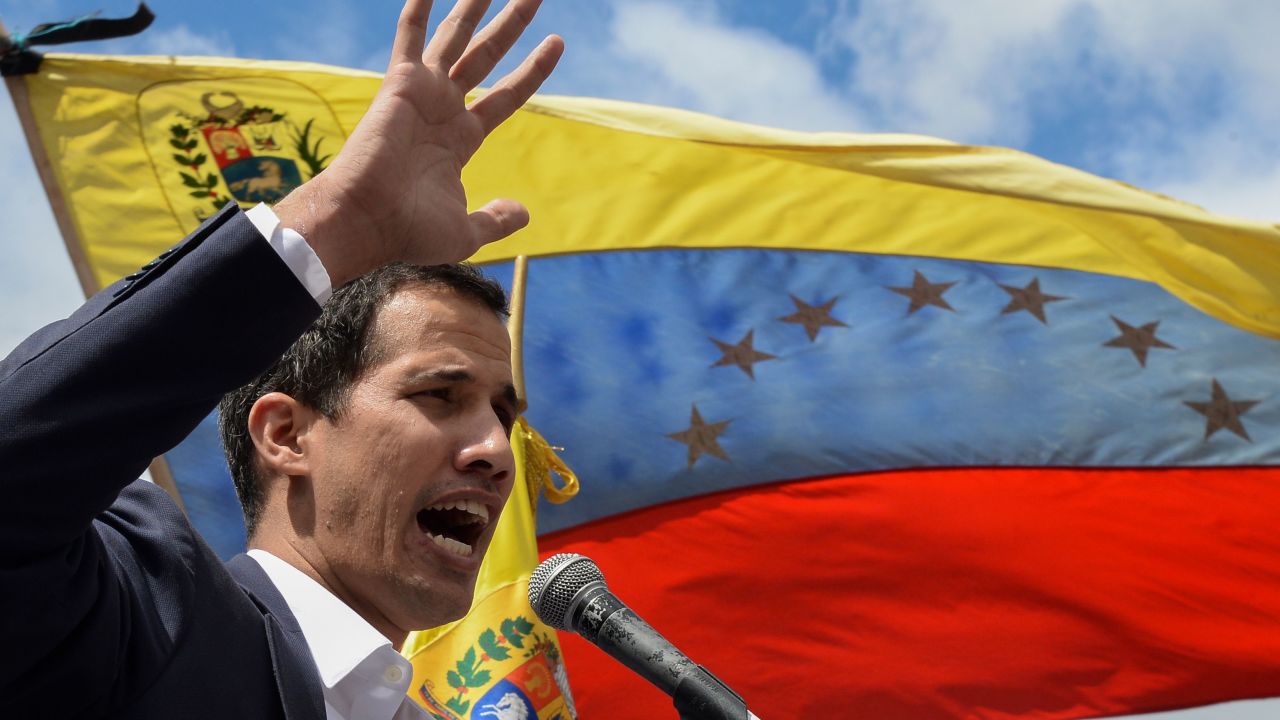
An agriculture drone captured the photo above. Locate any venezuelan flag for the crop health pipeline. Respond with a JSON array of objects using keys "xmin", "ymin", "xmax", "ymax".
[
  {"xmin": 463, "ymin": 101, "xmax": 1280, "ymax": 719},
  {"xmin": 15, "ymin": 53, "xmax": 1280, "ymax": 719}
]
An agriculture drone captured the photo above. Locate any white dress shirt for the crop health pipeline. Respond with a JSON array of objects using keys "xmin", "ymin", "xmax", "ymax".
[
  {"xmin": 245, "ymin": 202, "xmax": 333, "ymax": 304},
  {"xmin": 248, "ymin": 550, "xmax": 428, "ymax": 720},
  {"xmin": 244, "ymin": 205, "xmax": 425, "ymax": 720}
]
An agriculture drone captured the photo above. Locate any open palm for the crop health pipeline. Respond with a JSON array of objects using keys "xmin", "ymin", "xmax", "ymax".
[{"xmin": 276, "ymin": 0, "xmax": 562, "ymax": 286}]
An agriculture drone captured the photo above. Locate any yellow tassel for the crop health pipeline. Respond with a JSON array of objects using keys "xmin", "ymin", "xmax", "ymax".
[{"xmin": 517, "ymin": 417, "xmax": 580, "ymax": 509}]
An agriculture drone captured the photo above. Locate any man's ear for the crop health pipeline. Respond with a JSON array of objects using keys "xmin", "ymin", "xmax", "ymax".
[{"xmin": 247, "ymin": 392, "xmax": 320, "ymax": 477}]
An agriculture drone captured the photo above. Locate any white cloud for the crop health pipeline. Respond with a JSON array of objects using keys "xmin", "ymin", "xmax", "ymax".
[
  {"xmin": 579, "ymin": 0, "xmax": 1277, "ymax": 220},
  {"xmin": 1152, "ymin": 143, "xmax": 1280, "ymax": 224},
  {"xmin": 1082, "ymin": 1, "xmax": 1280, "ymax": 221},
  {"xmin": 136, "ymin": 24, "xmax": 236, "ymax": 57},
  {"xmin": 827, "ymin": 0, "xmax": 1073, "ymax": 143},
  {"xmin": 1086, "ymin": 1, "xmax": 1280, "ymax": 125},
  {"xmin": 606, "ymin": 0, "xmax": 866, "ymax": 132},
  {"xmin": 820, "ymin": 0, "xmax": 1280, "ymax": 220}
]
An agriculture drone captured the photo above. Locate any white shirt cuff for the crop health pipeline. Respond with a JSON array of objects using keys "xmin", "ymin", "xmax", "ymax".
[{"xmin": 245, "ymin": 203, "xmax": 333, "ymax": 305}]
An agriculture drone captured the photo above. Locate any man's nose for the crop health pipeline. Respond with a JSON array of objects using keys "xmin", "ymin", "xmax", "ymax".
[{"xmin": 455, "ymin": 414, "xmax": 514, "ymax": 487}]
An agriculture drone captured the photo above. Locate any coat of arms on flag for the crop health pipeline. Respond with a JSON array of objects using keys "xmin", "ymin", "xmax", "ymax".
[
  {"xmin": 414, "ymin": 586, "xmax": 574, "ymax": 720},
  {"xmin": 138, "ymin": 78, "xmax": 346, "ymax": 227}
]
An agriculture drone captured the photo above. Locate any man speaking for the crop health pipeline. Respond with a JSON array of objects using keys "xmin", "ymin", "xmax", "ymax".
[{"xmin": 0, "ymin": 0, "xmax": 562, "ymax": 717}]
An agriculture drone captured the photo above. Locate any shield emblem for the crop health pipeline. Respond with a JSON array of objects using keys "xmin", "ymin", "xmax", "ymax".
[
  {"xmin": 139, "ymin": 82, "xmax": 346, "ymax": 228},
  {"xmin": 473, "ymin": 653, "xmax": 568, "ymax": 720}
]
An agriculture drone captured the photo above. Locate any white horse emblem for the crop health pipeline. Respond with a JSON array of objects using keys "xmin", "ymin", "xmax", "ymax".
[{"xmin": 477, "ymin": 692, "xmax": 530, "ymax": 720}]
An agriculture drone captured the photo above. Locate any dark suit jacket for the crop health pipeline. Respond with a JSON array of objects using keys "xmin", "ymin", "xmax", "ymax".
[{"xmin": 0, "ymin": 205, "xmax": 328, "ymax": 719}]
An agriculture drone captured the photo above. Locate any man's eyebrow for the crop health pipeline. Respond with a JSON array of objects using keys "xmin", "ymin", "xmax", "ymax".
[
  {"xmin": 408, "ymin": 368, "xmax": 474, "ymax": 384},
  {"xmin": 409, "ymin": 369, "xmax": 522, "ymax": 412}
]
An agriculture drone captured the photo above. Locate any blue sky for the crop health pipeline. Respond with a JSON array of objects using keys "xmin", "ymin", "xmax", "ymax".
[
  {"xmin": 2, "ymin": 0, "xmax": 1278, "ymax": 361},
  {"xmin": 1, "ymin": 2, "xmax": 1278, "ymax": 717}
]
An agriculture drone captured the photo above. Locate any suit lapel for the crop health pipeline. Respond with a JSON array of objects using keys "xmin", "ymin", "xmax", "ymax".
[{"xmin": 227, "ymin": 554, "xmax": 327, "ymax": 720}]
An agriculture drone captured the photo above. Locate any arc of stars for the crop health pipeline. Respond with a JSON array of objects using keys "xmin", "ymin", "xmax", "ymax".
[
  {"xmin": 779, "ymin": 295, "xmax": 848, "ymax": 342},
  {"xmin": 1184, "ymin": 379, "xmax": 1259, "ymax": 442},
  {"xmin": 888, "ymin": 270, "xmax": 957, "ymax": 315},
  {"xmin": 1103, "ymin": 316, "xmax": 1175, "ymax": 367},
  {"xmin": 667, "ymin": 404, "xmax": 731, "ymax": 468},
  {"xmin": 998, "ymin": 277, "xmax": 1068, "ymax": 324},
  {"xmin": 710, "ymin": 330, "xmax": 776, "ymax": 379}
]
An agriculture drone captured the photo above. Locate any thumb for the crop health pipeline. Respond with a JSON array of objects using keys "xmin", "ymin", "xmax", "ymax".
[{"xmin": 468, "ymin": 198, "xmax": 531, "ymax": 249}]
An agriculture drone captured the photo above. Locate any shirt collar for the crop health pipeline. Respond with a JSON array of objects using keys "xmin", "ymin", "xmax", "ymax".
[{"xmin": 247, "ymin": 548, "xmax": 394, "ymax": 688}]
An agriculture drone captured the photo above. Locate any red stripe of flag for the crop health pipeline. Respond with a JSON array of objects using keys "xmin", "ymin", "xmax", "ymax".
[{"xmin": 540, "ymin": 467, "xmax": 1280, "ymax": 719}]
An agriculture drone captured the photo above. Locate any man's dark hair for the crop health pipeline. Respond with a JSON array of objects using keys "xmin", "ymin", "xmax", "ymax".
[{"xmin": 218, "ymin": 262, "xmax": 509, "ymax": 536}]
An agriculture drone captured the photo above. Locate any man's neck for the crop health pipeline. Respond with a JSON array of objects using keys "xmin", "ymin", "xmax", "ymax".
[{"xmin": 248, "ymin": 535, "xmax": 409, "ymax": 650}]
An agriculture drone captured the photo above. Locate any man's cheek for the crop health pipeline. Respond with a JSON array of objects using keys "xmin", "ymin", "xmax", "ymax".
[{"xmin": 322, "ymin": 484, "xmax": 362, "ymax": 533}]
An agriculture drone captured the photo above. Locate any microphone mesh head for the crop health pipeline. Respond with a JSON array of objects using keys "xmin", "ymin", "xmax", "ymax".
[{"xmin": 528, "ymin": 553, "xmax": 606, "ymax": 630}]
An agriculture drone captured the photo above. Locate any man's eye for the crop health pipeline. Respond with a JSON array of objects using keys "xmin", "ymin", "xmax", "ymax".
[
  {"xmin": 495, "ymin": 407, "xmax": 516, "ymax": 433},
  {"xmin": 417, "ymin": 388, "xmax": 452, "ymax": 401}
]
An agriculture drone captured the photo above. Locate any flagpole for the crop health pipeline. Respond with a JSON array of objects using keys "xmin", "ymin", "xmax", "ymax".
[
  {"xmin": 508, "ymin": 255, "xmax": 529, "ymax": 405},
  {"xmin": 2, "ymin": 51, "xmax": 97, "ymax": 293},
  {"xmin": 1, "ymin": 26, "xmax": 186, "ymax": 511}
]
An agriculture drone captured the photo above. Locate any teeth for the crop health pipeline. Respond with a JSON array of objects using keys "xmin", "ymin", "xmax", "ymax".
[
  {"xmin": 426, "ymin": 498, "xmax": 489, "ymax": 524},
  {"xmin": 428, "ymin": 533, "xmax": 474, "ymax": 557}
]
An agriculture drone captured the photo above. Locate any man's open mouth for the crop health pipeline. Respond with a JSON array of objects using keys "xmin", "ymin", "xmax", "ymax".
[{"xmin": 416, "ymin": 499, "xmax": 490, "ymax": 557}]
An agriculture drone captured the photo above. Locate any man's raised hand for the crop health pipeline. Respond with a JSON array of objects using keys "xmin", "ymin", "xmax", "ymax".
[{"xmin": 274, "ymin": 0, "xmax": 563, "ymax": 286}]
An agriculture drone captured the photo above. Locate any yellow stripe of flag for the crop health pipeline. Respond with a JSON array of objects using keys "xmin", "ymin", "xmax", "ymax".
[{"xmin": 21, "ymin": 53, "xmax": 1280, "ymax": 339}]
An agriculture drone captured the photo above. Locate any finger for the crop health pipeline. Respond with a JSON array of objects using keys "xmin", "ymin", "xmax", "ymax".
[
  {"xmin": 391, "ymin": 0, "xmax": 434, "ymax": 66},
  {"xmin": 469, "ymin": 34, "xmax": 563, "ymax": 134},
  {"xmin": 449, "ymin": 0, "xmax": 542, "ymax": 93},
  {"xmin": 423, "ymin": 0, "xmax": 492, "ymax": 69},
  {"xmin": 468, "ymin": 198, "xmax": 530, "ymax": 246}
]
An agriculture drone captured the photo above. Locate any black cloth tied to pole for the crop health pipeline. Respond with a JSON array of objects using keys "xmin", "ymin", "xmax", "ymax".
[{"xmin": 2, "ymin": 3, "xmax": 154, "ymax": 76}]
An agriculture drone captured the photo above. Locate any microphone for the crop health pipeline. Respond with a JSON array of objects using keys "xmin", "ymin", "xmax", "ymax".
[{"xmin": 528, "ymin": 553, "xmax": 759, "ymax": 720}]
